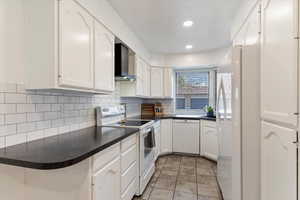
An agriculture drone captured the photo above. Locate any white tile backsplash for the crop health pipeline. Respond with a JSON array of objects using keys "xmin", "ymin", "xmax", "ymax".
[
  {"xmin": 5, "ymin": 93, "xmax": 27, "ymax": 103},
  {"xmin": 17, "ymin": 122, "xmax": 36, "ymax": 133},
  {"xmin": 0, "ymin": 115, "xmax": 4, "ymax": 125},
  {"xmin": 0, "ymin": 82, "xmax": 141, "ymax": 149},
  {"xmin": 0, "ymin": 94, "xmax": 4, "ymax": 103},
  {"xmin": 27, "ymin": 95, "xmax": 44, "ymax": 104},
  {"xmin": 36, "ymin": 104, "xmax": 51, "ymax": 112},
  {"xmin": 27, "ymin": 112, "xmax": 44, "ymax": 122},
  {"xmin": 0, "ymin": 137, "xmax": 4, "ymax": 148},
  {"xmin": 17, "ymin": 104, "xmax": 36, "ymax": 113},
  {"xmin": 0, "ymin": 125, "xmax": 17, "ymax": 136},
  {"xmin": 27, "ymin": 130, "xmax": 44, "ymax": 142},
  {"xmin": 0, "ymin": 104, "xmax": 16, "ymax": 114},
  {"xmin": 6, "ymin": 133, "xmax": 27, "ymax": 147},
  {"xmin": 5, "ymin": 113, "xmax": 27, "ymax": 124}
]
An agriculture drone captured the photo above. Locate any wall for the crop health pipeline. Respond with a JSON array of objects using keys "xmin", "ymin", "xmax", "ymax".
[{"xmin": 151, "ymin": 48, "xmax": 229, "ymax": 67}]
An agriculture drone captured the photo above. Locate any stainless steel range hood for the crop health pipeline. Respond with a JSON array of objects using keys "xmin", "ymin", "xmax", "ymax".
[{"xmin": 115, "ymin": 43, "xmax": 136, "ymax": 81}]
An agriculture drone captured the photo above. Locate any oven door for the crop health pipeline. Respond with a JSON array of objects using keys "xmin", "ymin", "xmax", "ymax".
[{"xmin": 140, "ymin": 127, "xmax": 156, "ymax": 176}]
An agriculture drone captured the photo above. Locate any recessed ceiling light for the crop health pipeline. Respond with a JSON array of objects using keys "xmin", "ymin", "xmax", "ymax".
[
  {"xmin": 183, "ymin": 20, "xmax": 194, "ymax": 27},
  {"xmin": 185, "ymin": 45, "xmax": 193, "ymax": 49}
]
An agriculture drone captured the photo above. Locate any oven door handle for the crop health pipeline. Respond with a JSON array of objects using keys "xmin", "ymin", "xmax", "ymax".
[{"xmin": 150, "ymin": 127, "xmax": 156, "ymax": 148}]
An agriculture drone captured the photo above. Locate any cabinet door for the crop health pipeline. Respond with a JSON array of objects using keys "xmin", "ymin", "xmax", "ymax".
[
  {"xmin": 143, "ymin": 63, "xmax": 151, "ymax": 97},
  {"xmin": 154, "ymin": 126, "xmax": 161, "ymax": 159},
  {"xmin": 164, "ymin": 68, "xmax": 173, "ymax": 98},
  {"xmin": 261, "ymin": 0, "xmax": 298, "ymax": 127},
  {"xmin": 261, "ymin": 122, "xmax": 297, "ymax": 200},
  {"xmin": 94, "ymin": 20, "xmax": 115, "ymax": 92},
  {"xmin": 173, "ymin": 120, "xmax": 200, "ymax": 154},
  {"xmin": 135, "ymin": 57, "xmax": 144, "ymax": 96},
  {"xmin": 160, "ymin": 119, "xmax": 173, "ymax": 153},
  {"xmin": 59, "ymin": 0, "xmax": 94, "ymax": 89},
  {"xmin": 203, "ymin": 126, "xmax": 218, "ymax": 161},
  {"xmin": 151, "ymin": 67, "xmax": 164, "ymax": 97},
  {"xmin": 93, "ymin": 157, "xmax": 121, "ymax": 200}
]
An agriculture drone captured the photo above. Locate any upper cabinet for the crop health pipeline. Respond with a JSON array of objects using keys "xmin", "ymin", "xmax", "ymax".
[
  {"xmin": 94, "ymin": 20, "xmax": 115, "ymax": 92},
  {"xmin": 135, "ymin": 56, "xmax": 150, "ymax": 97},
  {"xmin": 261, "ymin": 0, "xmax": 298, "ymax": 127},
  {"xmin": 151, "ymin": 67, "xmax": 164, "ymax": 97},
  {"xmin": 24, "ymin": 0, "xmax": 115, "ymax": 94},
  {"xmin": 163, "ymin": 68, "xmax": 174, "ymax": 98},
  {"xmin": 59, "ymin": 0, "xmax": 94, "ymax": 89}
]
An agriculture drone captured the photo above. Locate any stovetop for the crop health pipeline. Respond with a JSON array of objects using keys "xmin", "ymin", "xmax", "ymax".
[{"xmin": 116, "ymin": 120, "xmax": 151, "ymax": 127}]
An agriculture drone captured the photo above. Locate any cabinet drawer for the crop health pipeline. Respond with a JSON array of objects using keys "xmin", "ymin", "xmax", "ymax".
[
  {"xmin": 93, "ymin": 143, "xmax": 120, "ymax": 173},
  {"xmin": 121, "ymin": 144, "xmax": 137, "ymax": 173},
  {"xmin": 121, "ymin": 178, "xmax": 137, "ymax": 200},
  {"xmin": 121, "ymin": 161, "xmax": 137, "ymax": 193},
  {"xmin": 121, "ymin": 134, "xmax": 137, "ymax": 153}
]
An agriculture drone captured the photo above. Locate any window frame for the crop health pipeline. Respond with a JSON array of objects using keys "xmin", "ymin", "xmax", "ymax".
[{"xmin": 174, "ymin": 68, "xmax": 216, "ymax": 115}]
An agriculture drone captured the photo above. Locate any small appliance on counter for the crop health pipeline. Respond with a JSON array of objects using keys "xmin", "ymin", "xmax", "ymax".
[{"xmin": 141, "ymin": 103, "xmax": 164, "ymax": 117}]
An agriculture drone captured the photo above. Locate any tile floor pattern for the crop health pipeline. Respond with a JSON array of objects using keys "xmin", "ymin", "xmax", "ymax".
[{"xmin": 134, "ymin": 155, "xmax": 222, "ymax": 200}]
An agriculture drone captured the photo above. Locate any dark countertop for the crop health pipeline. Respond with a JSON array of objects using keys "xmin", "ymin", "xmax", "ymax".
[
  {"xmin": 0, "ymin": 126, "xmax": 139, "ymax": 170},
  {"xmin": 129, "ymin": 114, "xmax": 216, "ymax": 121}
]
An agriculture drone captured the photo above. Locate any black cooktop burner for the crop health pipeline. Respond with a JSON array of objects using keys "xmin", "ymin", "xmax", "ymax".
[{"xmin": 116, "ymin": 120, "xmax": 150, "ymax": 126}]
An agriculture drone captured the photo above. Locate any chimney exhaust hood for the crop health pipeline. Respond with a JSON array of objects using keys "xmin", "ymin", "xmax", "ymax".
[{"xmin": 115, "ymin": 43, "xmax": 136, "ymax": 81}]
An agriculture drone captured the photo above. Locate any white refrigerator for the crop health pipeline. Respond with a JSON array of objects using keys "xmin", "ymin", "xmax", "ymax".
[{"xmin": 216, "ymin": 44, "xmax": 260, "ymax": 200}]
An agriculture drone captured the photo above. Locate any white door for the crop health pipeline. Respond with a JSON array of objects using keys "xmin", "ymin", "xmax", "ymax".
[
  {"xmin": 173, "ymin": 120, "xmax": 200, "ymax": 154},
  {"xmin": 94, "ymin": 20, "xmax": 115, "ymax": 92},
  {"xmin": 93, "ymin": 157, "xmax": 121, "ymax": 200},
  {"xmin": 261, "ymin": 122, "xmax": 297, "ymax": 200},
  {"xmin": 261, "ymin": 0, "xmax": 298, "ymax": 127},
  {"xmin": 151, "ymin": 67, "xmax": 164, "ymax": 97},
  {"xmin": 164, "ymin": 68, "xmax": 174, "ymax": 98},
  {"xmin": 160, "ymin": 119, "xmax": 173, "ymax": 154},
  {"xmin": 59, "ymin": 0, "xmax": 94, "ymax": 89}
]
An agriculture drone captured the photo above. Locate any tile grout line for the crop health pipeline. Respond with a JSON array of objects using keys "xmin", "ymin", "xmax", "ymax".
[
  {"xmin": 196, "ymin": 157, "xmax": 199, "ymax": 200},
  {"xmin": 171, "ymin": 156, "xmax": 181, "ymax": 200}
]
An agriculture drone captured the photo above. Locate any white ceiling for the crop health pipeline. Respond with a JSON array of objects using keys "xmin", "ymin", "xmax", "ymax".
[{"xmin": 107, "ymin": 0, "xmax": 242, "ymax": 54}]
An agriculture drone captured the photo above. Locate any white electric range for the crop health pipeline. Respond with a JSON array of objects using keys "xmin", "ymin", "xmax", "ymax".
[{"xmin": 96, "ymin": 105, "xmax": 156, "ymax": 196}]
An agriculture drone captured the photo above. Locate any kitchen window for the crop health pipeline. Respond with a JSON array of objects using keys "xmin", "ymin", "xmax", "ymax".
[{"xmin": 175, "ymin": 69, "xmax": 216, "ymax": 114}]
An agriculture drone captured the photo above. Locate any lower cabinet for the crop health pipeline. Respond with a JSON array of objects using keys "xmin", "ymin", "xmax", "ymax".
[
  {"xmin": 261, "ymin": 122, "xmax": 297, "ymax": 200},
  {"xmin": 160, "ymin": 119, "xmax": 173, "ymax": 154},
  {"xmin": 93, "ymin": 157, "xmax": 121, "ymax": 200},
  {"xmin": 153, "ymin": 121, "xmax": 161, "ymax": 160},
  {"xmin": 173, "ymin": 120, "xmax": 200, "ymax": 154},
  {"xmin": 93, "ymin": 134, "xmax": 138, "ymax": 200},
  {"xmin": 200, "ymin": 120, "xmax": 218, "ymax": 161}
]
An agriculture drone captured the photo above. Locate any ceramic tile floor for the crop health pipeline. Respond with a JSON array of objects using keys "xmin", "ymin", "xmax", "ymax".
[{"xmin": 134, "ymin": 155, "xmax": 222, "ymax": 200}]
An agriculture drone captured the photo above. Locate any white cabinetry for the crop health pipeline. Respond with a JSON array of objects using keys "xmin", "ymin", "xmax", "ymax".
[
  {"xmin": 121, "ymin": 56, "xmax": 150, "ymax": 97},
  {"xmin": 153, "ymin": 121, "xmax": 161, "ymax": 160},
  {"xmin": 160, "ymin": 119, "xmax": 173, "ymax": 154},
  {"xmin": 59, "ymin": 0, "xmax": 94, "ymax": 89},
  {"xmin": 93, "ymin": 157, "xmax": 121, "ymax": 200},
  {"xmin": 151, "ymin": 67, "xmax": 164, "ymax": 97},
  {"xmin": 173, "ymin": 120, "xmax": 200, "ymax": 154},
  {"xmin": 261, "ymin": 122, "xmax": 297, "ymax": 200},
  {"xmin": 261, "ymin": 0, "xmax": 298, "ymax": 127},
  {"xmin": 163, "ymin": 68, "xmax": 174, "ymax": 98},
  {"xmin": 200, "ymin": 120, "xmax": 218, "ymax": 161},
  {"xmin": 94, "ymin": 19, "xmax": 115, "ymax": 92},
  {"xmin": 24, "ymin": 0, "xmax": 114, "ymax": 94}
]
